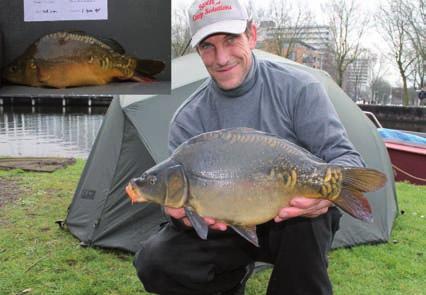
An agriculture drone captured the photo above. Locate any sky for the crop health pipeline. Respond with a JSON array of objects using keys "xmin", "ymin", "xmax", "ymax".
[
  {"xmin": 174, "ymin": 0, "xmax": 381, "ymax": 25},
  {"xmin": 173, "ymin": 0, "xmax": 402, "ymax": 86}
]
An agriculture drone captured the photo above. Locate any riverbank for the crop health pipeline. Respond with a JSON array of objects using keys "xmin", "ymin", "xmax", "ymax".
[
  {"xmin": 0, "ymin": 96, "xmax": 113, "ymax": 107},
  {"xmin": 358, "ymin": 104, "xmax": 426, "ymax": 132},
  {"xmin": 0, "ymin": 161, "xmax": 425, "ymax": 294}
]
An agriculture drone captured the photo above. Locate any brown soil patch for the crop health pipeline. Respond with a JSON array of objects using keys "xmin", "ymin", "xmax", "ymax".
[
  {"xmin": 0, "ymin": 177, "xmax": 27, "ymax": 208},
  {"xmin": 0, "ymin": 157, "xmax": 76, "ymax": 172}
]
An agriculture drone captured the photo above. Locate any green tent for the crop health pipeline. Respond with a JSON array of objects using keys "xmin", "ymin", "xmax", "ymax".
[{"xmin": 65, "ymin": 50, "xmax": 398, "ymax": 252}]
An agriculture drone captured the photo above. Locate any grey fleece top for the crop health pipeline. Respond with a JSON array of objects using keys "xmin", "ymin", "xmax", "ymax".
[{"xmin": 169, "ymin": 54, "xmax": 364, "ymax": 167}]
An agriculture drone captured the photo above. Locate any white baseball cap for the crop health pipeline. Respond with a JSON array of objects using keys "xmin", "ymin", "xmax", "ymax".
[{"xmin": 188, "ymin": 0, "xmax": 249, "ymax": 47}]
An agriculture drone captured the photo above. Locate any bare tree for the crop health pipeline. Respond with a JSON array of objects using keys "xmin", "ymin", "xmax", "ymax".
[
  {"xmin": 377, "ymin": 0, "xmax": 416, "ymax": 106},
  {"xmin": 345, "ymin": 49, "xmax": 371, "ymax": 101},
  {"xmin": 245, "ymin": 0, "xmax": 257, "ymax": 20},
  {"xmin": 410, "ymin": 54, "xmax": 425, "ymax": 91},
  {"xmin": 172, "ymin": 6, "xmax": 192, "ymax": 58},
  {"xmin": 262, "ymin": 0, "xmax": 313, "ymax": 59},
  {"xmin": 368, "ymin": 55, "xmax": 390, "ymax": 104},
  {"xmin": 402, "ymin": 0, "xmax": 425, "ymax": 90},
  {"xmin": 322, "ymin": 0, "xmax": 369, "ymax": 87},
  {"xmin": 372, "ymin": 78, "xmax": 392, "ymax": 105},
  {"xmin": 255, "ymin": 6, "xmax": 267, "ymax": 22}
]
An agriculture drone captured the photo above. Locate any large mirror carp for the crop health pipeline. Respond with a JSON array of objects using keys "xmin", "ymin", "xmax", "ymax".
[
  {"xmin": 2, "ymin": 31, "xmax": 165, "ymax": 88},
  {"xmin": 126, "ymin": 128, "xmax": 387, "ymax": 246}
]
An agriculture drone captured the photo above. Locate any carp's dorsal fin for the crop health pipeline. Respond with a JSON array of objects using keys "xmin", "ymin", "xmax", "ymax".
[
  {"xmin": 66, "ymin": 31, "xmax": 125, "ymax": 53},
  {"xmin": 184, "ymin": 207, "xmax": 208, "ymax": 240},
  {"xmin": 66, "ymin": 30, "xmax": 86, "ymax": 34},
  {"xmin": 230, "ymin": 225, "xmax": 259, "ymax": 247},
  {"xmin": 96, "ymin": 37, "xmax": 125, "ymax": 54}
]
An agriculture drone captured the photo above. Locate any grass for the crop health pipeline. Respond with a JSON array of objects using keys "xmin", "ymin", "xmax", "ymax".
[
  {"xmin": 327, "ymin": 183, "xmax": 426, "ymax": 295},
  {"xmin": 0, "ymin": 161, "xmax": 425, "ymax": 295}
]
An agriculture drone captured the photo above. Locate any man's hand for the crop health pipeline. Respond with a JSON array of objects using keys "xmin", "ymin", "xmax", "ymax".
[
  {"xmin": 164, "ymin": 207, "xmax": 228, "ymax": 231},
  {"xmin": 274, "ymin": 197, "xmax": 332, "ymax": 222}
]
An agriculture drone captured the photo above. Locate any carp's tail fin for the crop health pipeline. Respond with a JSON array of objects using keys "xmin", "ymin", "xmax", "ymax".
[
  {"xmin": 135, "ymin": 59, "xmax": 165, "ymax": 77},
  {"xmin": 334, "ymin": 167, "xmax": 387, "ymax": 223}
]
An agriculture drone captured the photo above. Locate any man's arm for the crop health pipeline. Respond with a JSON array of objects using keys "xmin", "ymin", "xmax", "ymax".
[
  {"xmin": 293, "ymin": 82, "xmax": 364, "ymax": 167},
  {"xmin": 276, "ymin": 81, "xmax": 364, "ymax": 221}
]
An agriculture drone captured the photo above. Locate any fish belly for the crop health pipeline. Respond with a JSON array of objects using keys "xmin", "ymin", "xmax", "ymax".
[
  {"xmin": 37, "ymin": 61, "xmax": 121, "ymax": 88},
  {"xmin": 188, "ymin": 176, "xmax": 293, "ymax": 226},
  {"xmin": 35, "ymin": 40, "xmax": 133, "ymax": 87}
]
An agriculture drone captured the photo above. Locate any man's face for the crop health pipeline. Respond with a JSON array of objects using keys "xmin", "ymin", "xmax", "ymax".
[{"xmin": 197, "ymin": 25, "xmax": 257, "ymax": 90}]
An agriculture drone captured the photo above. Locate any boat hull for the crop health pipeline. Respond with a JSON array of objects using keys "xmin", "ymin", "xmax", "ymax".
[{"xmin": 384, "ymin": 140, "xmax": 426, "ymax": 185}]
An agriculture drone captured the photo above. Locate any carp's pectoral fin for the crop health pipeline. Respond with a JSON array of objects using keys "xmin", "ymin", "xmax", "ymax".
[
  {"xmin": 131, "ymin": 73, "xmax": 156, "ymax": 83},
  {"xmin": 230, "ymin": 226, "xmax": 259, "ymax": 247},
  {"xmin": 184, "ymin": 207, "xmax": 208, "ymax": 240}
]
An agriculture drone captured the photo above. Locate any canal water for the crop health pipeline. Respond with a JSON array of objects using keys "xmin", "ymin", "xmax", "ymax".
[
  {"xmin": 0, "ymin": 106, "xmax": 107, "ymax": 159},
  {"xmin": 1, "ymin": 106, "xmax": 424, "ymax": 160}
]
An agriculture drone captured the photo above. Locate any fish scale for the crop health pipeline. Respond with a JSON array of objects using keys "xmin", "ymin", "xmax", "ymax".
[
  {"xmin": 126, "ymin": 127, "xmax": 387, "ymax": 246},
  {"xmin": 46, "ymin": 32, "xmax": 112, "ymax": 51},
  {"xmin": 3, "ymin": 31, "xmax": 165, "ymax": 88}
]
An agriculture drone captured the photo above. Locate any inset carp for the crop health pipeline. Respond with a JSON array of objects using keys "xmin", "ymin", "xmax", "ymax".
[
  {"xmin": 126, "ymin": 128, "xmax": 387, "ymax": 246},
  {"xmin": 2, "ymin": 31, "xmax": 165, "ymax": 88}
]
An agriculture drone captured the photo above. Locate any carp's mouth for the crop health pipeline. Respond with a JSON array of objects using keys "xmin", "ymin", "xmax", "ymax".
[{"xmin": 125, "ymin": 181, "xmax": 147, "ymax": 204}]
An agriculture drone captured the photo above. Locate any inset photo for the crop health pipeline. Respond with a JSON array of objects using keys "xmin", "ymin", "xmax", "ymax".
[{"xmin": 0, "ymin": 0, "xmax": 170, "ymax": 97}]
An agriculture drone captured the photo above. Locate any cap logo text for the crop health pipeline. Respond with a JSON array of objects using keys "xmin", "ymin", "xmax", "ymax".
[{"xmin": 193, "ymin": 0, "xmax": 232, "ymax": 21}]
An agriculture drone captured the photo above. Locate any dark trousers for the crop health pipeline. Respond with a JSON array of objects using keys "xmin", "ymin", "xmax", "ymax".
[{"xmin": 133, "ymin": 207, "xmax": 342, "ymax": 295}]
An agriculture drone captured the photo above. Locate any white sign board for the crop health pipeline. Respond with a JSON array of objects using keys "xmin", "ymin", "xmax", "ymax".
[{"xmin": 24, "ymin": 0, "xmax": 108, "ymax": 22}]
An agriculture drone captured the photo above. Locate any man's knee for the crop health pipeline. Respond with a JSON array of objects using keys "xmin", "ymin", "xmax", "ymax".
[{"xmin": 133, "ymin": 234, "xmax": 173, "ymax": 292}]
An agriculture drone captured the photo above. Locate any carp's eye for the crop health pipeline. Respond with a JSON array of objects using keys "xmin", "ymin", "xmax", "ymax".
[
  {"xmin": 148, "ymin": 175, "xmax": 157, "ymax": 185},
  {"xmin": 9, "ymin": 66, "xmax": 17, "ymax": 72}
]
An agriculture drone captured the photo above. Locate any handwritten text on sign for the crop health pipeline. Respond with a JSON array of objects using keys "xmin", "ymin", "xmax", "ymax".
[{"xmin": 24, "ymin": 0, "xmax": 108, "ymax": 22}]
